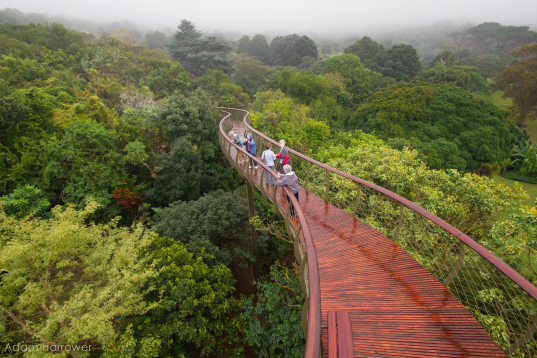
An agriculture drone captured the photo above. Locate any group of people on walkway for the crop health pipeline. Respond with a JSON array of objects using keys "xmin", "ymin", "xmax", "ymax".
[{"xmin": 228, "ymin": 130, "xmax": 299, "ymax": 217}]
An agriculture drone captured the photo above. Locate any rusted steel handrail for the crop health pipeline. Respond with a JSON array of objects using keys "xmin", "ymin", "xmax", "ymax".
[
  {"xmin": 233, "ymin": 108, "xmax": 537, "ymax": 302},
  {"xmin": 218, "ymin": 109, "xmax": 322, "ymax": 358},
  {"xmin": 222, "ymin": 106, "xmax": 537, "ymax": 356}
]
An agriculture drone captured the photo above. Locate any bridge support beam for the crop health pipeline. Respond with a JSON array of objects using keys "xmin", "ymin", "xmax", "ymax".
[{"xmin": 245, "ymin": 179, "xmax": 260, "ymax": 281}]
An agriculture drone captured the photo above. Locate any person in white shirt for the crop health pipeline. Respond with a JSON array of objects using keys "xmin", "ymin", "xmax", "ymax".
[{"xmin": 261, "ymin": 143, "xmax": 277, "ymax": 185}]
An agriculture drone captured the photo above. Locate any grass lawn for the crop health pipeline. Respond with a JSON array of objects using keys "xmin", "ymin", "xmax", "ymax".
[
  {"xmin": 488, "ymin": 90, "xmax": 513, "ymax": 108},
  {"xmin": 493, "ymin": 175, "xmax": 537, "ymax": 272},
  {"xmin": 482, "ymin": 87, "xmax": 537, "ymax": 141},
  {"xmin": 524, "ymin": 118, "xmax": 537, "ymax": 142},
  {"xmin": 493, "ymin": 175, "xmax": 537, "ymax": 219}
]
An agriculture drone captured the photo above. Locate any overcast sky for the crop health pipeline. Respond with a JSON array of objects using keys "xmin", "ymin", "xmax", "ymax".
[{"xmin": 3, "ymin": 0, "xmax": 537, "ymax": 36}]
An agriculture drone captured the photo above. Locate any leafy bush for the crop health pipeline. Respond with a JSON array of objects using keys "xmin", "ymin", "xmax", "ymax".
[
  {"xmin": 490, "ymin": 198, "xmax": 537, "ymax": 274},
  {"xmin": 122, "ymin": 235, "xmax": 243, "ymax": 358},
  {"xmin": 152, "ymin": 189, "xmax": 253, "ymax": 268},
  {"xmin": 0, "ymin": 200, "xmax": 156, "ymax": 354},
  {"xmin": 146, "ymin": 88, "xmax": 240, "ymax": 206},
  {"xmin": 0, "ymin": 184, "xmax": 50, "ymax": 218},
  {"xmin": 44, "ymin": 118, "xmax": 126, "ymax": 219},
  {"xmin": 251, "ymin": 90, "xmax": 331, "ymax": 153},
  {"xmin": 350, "ymin": 83, "xmax": 522, "ymax": 172},
  {"xmin": 501, "ymin": 171, "xmax": 537, "ymax": 184},
  {"xmin": 242, "ymin": 263, "xmax": 305, "ymax": 357},
  {"xmin": 313, "ymin": 133, "xmax": 527, "ymax": 239}
]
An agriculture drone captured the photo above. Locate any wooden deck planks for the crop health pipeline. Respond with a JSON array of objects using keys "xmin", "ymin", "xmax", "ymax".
[
  {"xmin": 227, "ymin": 120, "xmax": 506, "ymax": 357},
  {"xmin": 298, "ymin": 186, "xmax": 506, "ymax": 357}
]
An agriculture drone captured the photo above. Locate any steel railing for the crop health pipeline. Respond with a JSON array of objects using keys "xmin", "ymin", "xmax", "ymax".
[
  {"xmin": 219, "ymin": 108, "xmax": 322, "ymax": 357},
  {"xmin": 222, "ymin": 107, "xmax": 537, "ymax": 357}
]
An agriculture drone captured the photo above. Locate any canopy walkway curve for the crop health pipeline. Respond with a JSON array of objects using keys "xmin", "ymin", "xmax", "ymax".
[{"xmin": 218, "ymin": 107, "xmax": 537, "ymax": 358}]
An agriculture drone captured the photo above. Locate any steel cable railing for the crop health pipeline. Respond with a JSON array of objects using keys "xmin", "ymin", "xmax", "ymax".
[
  {"xmin": 218, "ymin": 109, "xmax": 322, "ymax": 358},
  {"xmin": 226, "ymin": 107, "xmax": 537, "ymax": 357}
]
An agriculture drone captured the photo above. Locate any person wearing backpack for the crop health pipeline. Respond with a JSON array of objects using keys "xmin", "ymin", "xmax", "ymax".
[
  {"xmin": 261, "ymin": 143, "xmax": 276, "ymax": 186},
  {"xmin": 229, "ymin": 131, "xmax": 246, "ymax": 165},
  {"xmin": 243, "ymin": 133, "xmax": 257, "ymax": 169}
]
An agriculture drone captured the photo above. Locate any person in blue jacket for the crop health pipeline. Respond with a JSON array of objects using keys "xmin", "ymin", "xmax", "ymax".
[{"xmin": 243, "ymin": 133, "xmax": 257, "ymax": 168}]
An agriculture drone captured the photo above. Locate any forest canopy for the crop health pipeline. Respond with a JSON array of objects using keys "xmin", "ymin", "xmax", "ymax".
[{"xmin": 0, "ymin": 14, "xmax": 536, "ymax": 358}]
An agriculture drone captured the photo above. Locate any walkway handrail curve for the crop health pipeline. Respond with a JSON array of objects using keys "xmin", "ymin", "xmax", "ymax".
[
  {"xmin": 218, "ymin": 109, "xmax": 322, "ymax": 357},
  {"xmin": 225, "ymin": 107, "xmax": 537, "ymax": 356},
  {"xmin": 238, "ymin": 112, "xmax": 537, "ymax": 302}
]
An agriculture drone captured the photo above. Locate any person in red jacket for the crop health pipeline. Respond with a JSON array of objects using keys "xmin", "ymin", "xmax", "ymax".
[{"xmin": 275, "ymin": 139, "xmax": 290, "ymax": 174}]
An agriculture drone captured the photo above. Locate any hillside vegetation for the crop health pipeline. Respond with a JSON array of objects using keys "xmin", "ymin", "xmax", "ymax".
[{"xmin": 0, "ymin": 12, "xmax": 536, "ymax": 357}]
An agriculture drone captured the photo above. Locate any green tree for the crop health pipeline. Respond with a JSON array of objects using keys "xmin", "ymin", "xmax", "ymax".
[
  {"xmin": 371, "ymin": 44, "xmax": 422, "ymax": 82},
  {"xmin": 464, "ymin": 22, "xmax": 537, "ymax": 55},
  {"xmin": 167, "ymin": 20, "xmax": 233, "ymax": 77},
  {"xmin": 242, "ymin": 263, "xmax": 305, "ymax": 358},
  {"xmin": 0, "ymin": 184, "xmax": 50, "ymax": 219},
  {"xmin": 489, "ymin": 199, "xmax": 537, "ymax": 278},
  {"xmin": 146, "ymin": 63, "xmax": 191, "ymax": 99},
  {"xmin": 197, "ymin": 69, "xmax": 249, "ymax": 108},
  {"xmin": 428, "ymin": 50, "xmax": 457, "ymax": 68},
  {"xmin": 248, "ymin": 34, "xmax": 270, "ymax": 65},
  {"xmin": 44, "ymin": 119, "xmax": 126, "ymax": 217},
  {"xmin": 152, "ymin": 189, "xmax": 252, "ymax": 267},
  {"xmin": 252, "ymin": 90, "xmax": 331, "ymax": 153},
  {"xmin": 343, "ymin": 36, "xmax": 385, "ymax": 68},
  {"xmin": 272, "ymin": 69, "xmax": 349, "ymax": 127},
  {"xmin": 323, "ymin": 53, "xmax": 395, "ymax": 104},
  {"xmin": 144, "ymin": 31, "xmax": 167, "ymax": 49},
  {"xmin": 321, "ymin": 42, "xmax": 333, "ymax": 55},
  {"xmin": 278, "ymin": 70, "xmax": 330, "ymax": 104},
  {"xmin": 505, "ymin": 141, "xmax": 537, "ymax": 178},
  {"xmin": 146, "ymin": 89, "xmax": 239, "ymax": 206},
  {"xmin": 496, "ymin": 43, "xmax": 537, "ymax": 126},
  {"xmin": 236, "ymin": 35, "xmax": 251, "ymax": 54},
  {"xmin": 0, "ymin": 200, "xmax": 156, "ymax": 354},
  {"xmin": 119, "ymin": 235, "xmax": 242, "ymax": 358},
  {"xmin": 0, "ymin": 22, "xmax": 90, "ymax": 60},
  {"xmin": 269, "ymin": 34, "xmax": 318, "ymax": 67},
  {"xmin": 413, "ymin": 61, "xmax": 487, "ymax": 92},
  {"xmin": 313, "ymin": 132, "xmax": 527, "ymax": 238},
  {"xmin": 0, "ymin": 55, "xmax": 52, "ymax": 87},
  {"xmin": 233, "ymin": 57, "xmax": 271, "ymax": 98},
  {"xmin": 238, "ymin": 34, "xmax": 270, "ymax": 65},
  {"xmin": 0, "ymin": 83, "xmax": 64, "ymax": 195},
  {"xmin": 350, "ymin": 83, "xmax": 522, "ymax": 172}
]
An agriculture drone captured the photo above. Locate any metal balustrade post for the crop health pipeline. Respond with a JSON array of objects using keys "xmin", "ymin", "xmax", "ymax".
[
  {"xmin": 353, "ymin": 184, "xmax": 361, "ymax": 216},
  {"xmin": 443, "ymin": 241, "xmax": 466, "ymax": 286},
  {"xmin": 324, "ymin": 169, "xmax": 330, "ymax": 201},
  {"xmin": 284, "ymin": 197, "xmax": 291, "ymax": 220},
  {"xmin": 245, "ymin": 180, "xmax": 260, "ymax": 281},
  {"xmin": 391, "ymin": 204, "xmax": 404, "ymax": 241},
  {"xmin": 227, "ymin": 140, "xmax": 233, "ymax": 164},
  {"xmin": 294, "ymin": 227, "xmax": 304, "ymax": 265},
  {"xmin": 234, "ymin": 147, "xmax": 241, "ymax": 173},
  {"xmin": 272, "ymin": 186, "xmax": 283, "ymax": 219},
  {"xmin": 304, "ymin": 161, "xmax": 310, "ymax": 189},
  {"xmin": 259, "ymin": 165, "xmax": 269, "ymax": 201},
  {"xmin": 505, "ymin": 314, "xmax": 537, "ymax": 356}
]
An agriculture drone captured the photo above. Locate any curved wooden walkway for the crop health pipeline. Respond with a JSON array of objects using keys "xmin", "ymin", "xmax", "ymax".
[{"xmin": 230, "ymin": 119, "xmax": 505, "ymax": 357}]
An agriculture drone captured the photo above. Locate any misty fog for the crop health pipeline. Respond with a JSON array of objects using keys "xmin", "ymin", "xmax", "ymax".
[{"xmin": 3, "ymin": 0, "xmax": 536, "ymax": 38}]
